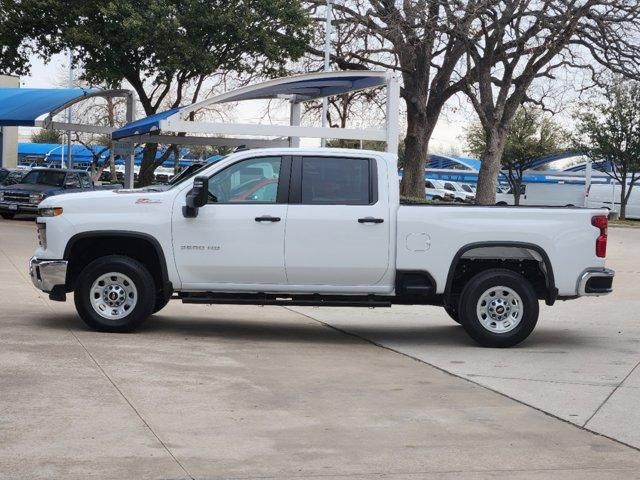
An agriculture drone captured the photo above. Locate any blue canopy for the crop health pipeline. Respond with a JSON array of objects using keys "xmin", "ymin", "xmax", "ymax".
[
  {"xmin": 0, "ymin": 88, "xmax": 97, "ymax": 127},
  {"xmin": 112, "ymin": 107, "xmax": 182, "ymax": 140},
  {"xmin": 18, "ymin": 142, "xmax": 109, "ymax": 162}
]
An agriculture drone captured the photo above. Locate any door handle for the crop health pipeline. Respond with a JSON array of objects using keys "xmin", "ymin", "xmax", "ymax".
[
  {"xmin": 358, "ymin": 217, "xmax": 384, "ymax": 224},
  {"xmin": 255, "ymin": 216, "xmax": 281, "ymax": 222}
]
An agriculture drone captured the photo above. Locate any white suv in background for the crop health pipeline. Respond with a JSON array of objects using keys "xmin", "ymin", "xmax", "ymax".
[
  {"xmin": 425, "ymin": 179, "xmax": 455, "ymax": 202},
  {"xmin": 441, "ymin": 181, "xmax": 475, "ymax": 203}
]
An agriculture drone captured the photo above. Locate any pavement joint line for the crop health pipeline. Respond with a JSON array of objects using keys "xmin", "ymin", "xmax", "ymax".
[
  {"xmin": 0, "ymin": 239, "xmax": 195, "ymax": 480},
  {"xmin": 186, "ymin": 465, "xmax": 640, "ymax": 480},
  {"xmin": 583, "ymin": 357, "xmax": 640, "ymax": 428},
  {"xmin": 285, "ymin": 307, "xmax": 640, "ymax": 454},
  {"xmin": 465, "ymin": 373, "xmax": 625, "ymax": 388}
]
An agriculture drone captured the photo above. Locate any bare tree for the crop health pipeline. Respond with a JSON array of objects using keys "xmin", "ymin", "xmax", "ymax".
[
  {"xmin": 574, "ymin": 78, "xmax": 640, "ymax": 219},
  {"xmin": 466, "ymin": 107, "xmax": 566, "ymax": 204},
  {"xmin": 449, "ymin": 0, "xmax": 640, "ymax": 204},
  {"xmin": 305, "ymin": 1, "xmax": 484, "ymax": 198}
]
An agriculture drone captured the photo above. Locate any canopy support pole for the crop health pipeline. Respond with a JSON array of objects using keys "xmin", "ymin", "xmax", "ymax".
[
  {"xmin": 124, "ymin": 93, "xmax": 135, "ymax": 189},
  {"xmin": 289, "ymin": 101, "xmax": 301, "ymax": 148},
  {"xmin": 385, "ymin": 73, "xmax": 400, "ymax": 154}
]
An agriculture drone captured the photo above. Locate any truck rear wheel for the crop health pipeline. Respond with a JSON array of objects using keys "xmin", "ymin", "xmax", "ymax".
[
  {"xmin": 74, "ymin": 255, "xmax": 156, "ymax": 332},
  {"xmin": 458, "ymin": 269, "xmax": 539, "ymax": 347}
]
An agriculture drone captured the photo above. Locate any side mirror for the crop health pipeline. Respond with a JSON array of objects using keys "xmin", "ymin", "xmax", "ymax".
[{"xmin": 183, "ymin": 176, "xmax": 209, "ymax": 218}]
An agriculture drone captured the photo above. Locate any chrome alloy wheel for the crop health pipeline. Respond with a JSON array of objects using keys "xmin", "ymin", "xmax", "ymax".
[
  {"xmin": 90, "ymin": 272, "xmax": 138, "ymax": 320},
  {"xmin": 475, "ymin": 286, "xmax": 523, "ymax": 334}
]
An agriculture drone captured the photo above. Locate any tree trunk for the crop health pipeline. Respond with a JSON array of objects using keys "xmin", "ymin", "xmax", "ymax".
[
  {"xmin": 513, "ymin": 187, "xmax": 521, "ymax": 206},
  {"xmin": 138, "ymin": 144, "xmax": 159, "ymax": 187},
  {"xmin": 475, "ymin": 128, "xmax": 508, "ymax": 205},
  {"xmin": 109, "ymin": 150, "xmax": 117, "ymax": 183},
  {"xmin": 400, "ymin": 103, "xmax": 434, "ymax": 198},
  {"xmin": 620, "ymin": 179, "xmax": 627, "ymax": 220}
]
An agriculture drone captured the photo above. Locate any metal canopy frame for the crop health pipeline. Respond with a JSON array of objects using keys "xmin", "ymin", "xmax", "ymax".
[
  {"xmin": 114, "ymin": 71, "xmax": 400, "ymax": 154},
  {"xmin": 0, "ymin": 88, "xmax": 136, "ymax": 187}
]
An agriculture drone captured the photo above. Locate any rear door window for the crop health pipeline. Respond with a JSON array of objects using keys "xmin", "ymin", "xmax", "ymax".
[{"xmin": 300, "ymin": 157, "xmax": 373, "ymax": 205}]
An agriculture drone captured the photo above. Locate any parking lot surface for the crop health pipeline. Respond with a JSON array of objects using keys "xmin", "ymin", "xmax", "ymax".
[
  {"xmin": 1, "ymin": 218, "xmax": 640, "ymax": 479},
  {"xmin": 293, "ymin": 226, "xmax": 640, "ymax": 449}
]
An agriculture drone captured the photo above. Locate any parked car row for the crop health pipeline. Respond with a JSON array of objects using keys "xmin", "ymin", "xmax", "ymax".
[{"xmin": 425, "ymin": 179, "xmax": 476, "ymax": 203}]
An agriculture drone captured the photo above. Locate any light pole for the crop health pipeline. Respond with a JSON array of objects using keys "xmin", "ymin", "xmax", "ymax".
[
  {"xmin": 321, "ymin": 0, "xmax": 333, "ymax": 148},
  {"xmin": 66, "ymin": 48, "xmax": 74, "ymax": 169}
]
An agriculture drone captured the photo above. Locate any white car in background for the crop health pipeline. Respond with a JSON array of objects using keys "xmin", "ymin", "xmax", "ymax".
[
  {"xmin": 441, "ymin": 180, "xmax": 475, "ymax": 203},
  {"xmin": 425, "ymin": 179, "xmax": 455, "ymax": 202}
]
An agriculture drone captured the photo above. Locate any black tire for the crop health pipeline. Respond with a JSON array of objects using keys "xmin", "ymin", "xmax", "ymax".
[
  {"xmin": 74, "ymin": 255, "xmax": 156, "ymax": 332},
  {"xmin": 1, "ymin": 213, "xmax": 15, "ymax": 220},
  {"xmin": 496, "ymin": 202, "xmax": 508, "ymax": 206},
  {"xmin": 458, "ymin": 269, "xmax": 539, "ymax": 348},
  {"xmin": 443, "ymin": 304, "xmax": 461, "ymax": 324}
]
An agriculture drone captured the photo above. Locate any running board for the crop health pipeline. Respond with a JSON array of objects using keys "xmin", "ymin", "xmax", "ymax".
[{"xmin": 180, "ymin": 292, "xmax": 392, "ymax": 308}]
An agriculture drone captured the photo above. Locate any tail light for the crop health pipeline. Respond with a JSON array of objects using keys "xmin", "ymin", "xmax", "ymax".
[{"xmin": 592, "ymin": 215, "xmax": 608, "ymax": 258}]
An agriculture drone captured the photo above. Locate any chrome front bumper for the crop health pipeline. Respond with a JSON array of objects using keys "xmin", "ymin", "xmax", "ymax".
[
  {"xmin": 29, "ymin": 256, "xmax": 68, "ymax": 293},
  {"xmin": 578, "ymin": 268, "xmax": 615, "ymax": 296}
]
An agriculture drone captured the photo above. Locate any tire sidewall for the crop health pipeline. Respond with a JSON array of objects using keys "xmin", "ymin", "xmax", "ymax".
[
  {"xmin": 74, "ymin": 255, "xmax": 156, "ymax": 332},
  {"xmin": 458, "ymin": 269, "xmax": 539, "ymax": 347}
]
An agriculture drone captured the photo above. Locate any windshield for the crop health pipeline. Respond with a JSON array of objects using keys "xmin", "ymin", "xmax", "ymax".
[
  {"xmin": 21, "ymin": 170, "xmax": 67, "ymax": 187},
  {"xmin": 167, "ymin": 157, "xmax": 228, "ymax": 189},
  {"xmin": 461, "ymin": 184, "xmax": 474, "ymax": 193}
]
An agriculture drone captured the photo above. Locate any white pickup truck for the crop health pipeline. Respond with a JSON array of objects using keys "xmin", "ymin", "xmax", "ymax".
[{"xmin": 29, "ymin": 148, "xmax": 614, "ymax": 347}]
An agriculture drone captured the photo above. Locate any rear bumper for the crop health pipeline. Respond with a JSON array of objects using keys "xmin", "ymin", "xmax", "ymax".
[
  {"xmin": 578, "ymin": 268, "xmax": 615, "ymax": 296},
  {"xmin": 29, "ymin": 256, "xmax": 68, "ymax": 293}
]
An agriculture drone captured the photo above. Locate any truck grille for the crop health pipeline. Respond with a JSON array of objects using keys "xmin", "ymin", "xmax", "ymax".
[{"xmin": 2, "ymin": 191, "xmax": 30, "ymax": 203}]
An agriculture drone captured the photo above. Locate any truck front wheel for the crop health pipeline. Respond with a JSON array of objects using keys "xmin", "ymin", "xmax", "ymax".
[
  {"xmin": 458, "ymin": 269, "xmax": 539, "ymax": 347},
  {"xmin": 74, "ymin": 255, "xmax": 156, "ymax": 332}
]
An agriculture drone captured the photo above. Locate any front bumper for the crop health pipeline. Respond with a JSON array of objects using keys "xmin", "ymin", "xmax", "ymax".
[
  {"xmin": 29, "ymin": 256, "xmax": 68, "ymax": 293},
  {"xmin": 578, "ymin": 268, "xmax": 615, "ymax": 296},
  {"xmin": 0, "ymin": 202, "xmax": 38, "ymax": 214}
]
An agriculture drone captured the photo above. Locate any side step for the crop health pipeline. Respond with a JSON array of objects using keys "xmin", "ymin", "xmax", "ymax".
[{"xmin": 180, "ymin": 292, "xmax": 392, "ymax": 308}]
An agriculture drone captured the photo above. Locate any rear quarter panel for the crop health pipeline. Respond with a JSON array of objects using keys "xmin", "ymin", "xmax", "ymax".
[{"xmin": 397, "ymin": 205, "xmax": 607, "ymax": 296}]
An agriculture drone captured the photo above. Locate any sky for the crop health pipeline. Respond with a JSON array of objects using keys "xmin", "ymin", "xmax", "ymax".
[{"xmin": 19, "ymin": 53, "xmax": 470, "ymax": 154}]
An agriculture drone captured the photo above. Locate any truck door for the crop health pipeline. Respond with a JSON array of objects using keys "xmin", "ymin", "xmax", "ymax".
[
  {"xmin": 172, "ymin": 156, "xmax": 290, "ymax": 289},
  {"xmin": 284, "ymin": 155, "xmax": 390, "ymax": 287}
]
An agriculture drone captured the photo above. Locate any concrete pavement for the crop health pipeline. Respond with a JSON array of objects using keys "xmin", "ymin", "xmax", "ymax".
[
  {"xmin": 1, "ymin": 218, "xmax": 640, "ymax": 479},
  {"xmin": 292, "ymin": 227, "xmax": 640, "ymax": 449}
]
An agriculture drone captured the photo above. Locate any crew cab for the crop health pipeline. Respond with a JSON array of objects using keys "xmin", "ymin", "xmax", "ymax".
[
  {"xmin": 29, "ymin": 148, "xmax": 614, "ymax": 347},
  {"xmin": 0, "ymin": 168, "xmax": 120, "ymax": 219}
]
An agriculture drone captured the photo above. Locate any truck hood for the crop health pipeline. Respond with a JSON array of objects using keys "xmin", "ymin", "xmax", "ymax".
[{"xmin": 39, "ymin": 188, "xmax": 172, "ymax": 212}]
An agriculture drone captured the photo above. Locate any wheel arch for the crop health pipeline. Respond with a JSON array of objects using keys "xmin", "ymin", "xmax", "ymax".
[
  {"xmin": 64, "ymin": 231, "xmax": 171, "ymax": 296},
  {"xmin": 444, "ymin": 241, "xmax": 557, "ymax": 306}
]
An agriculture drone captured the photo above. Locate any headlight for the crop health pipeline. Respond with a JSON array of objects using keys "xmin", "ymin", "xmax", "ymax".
[
  {"xmin": 29, "ymin": 193, "xmax": 44, "ymax": 204},
  {"xmin": 39, "ymin": 207, "xmax": 63, "ymax": 217},
  {"xmin": 0, "ymin": 192, "xmax": 4, "ymax": 202}
]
